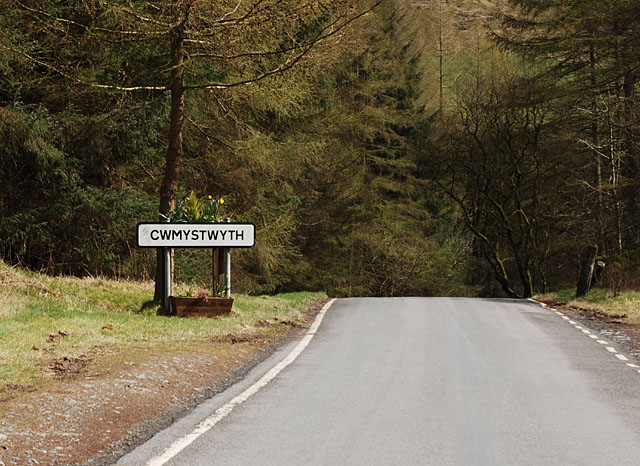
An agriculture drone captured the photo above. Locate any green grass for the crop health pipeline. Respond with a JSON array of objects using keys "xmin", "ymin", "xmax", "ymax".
[
  {"xmin": 535, "ymin": 288, "xmax": 640, "ymax": 325},
  {"xmin": 0, "ymin": 261, "xmax": 325, "ymax": 389}
]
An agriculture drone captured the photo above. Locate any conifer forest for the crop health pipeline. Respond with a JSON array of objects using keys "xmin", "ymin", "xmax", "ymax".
[{"xmin": 2, "ymin": 0, "xmax": 640, "ymax": 299}]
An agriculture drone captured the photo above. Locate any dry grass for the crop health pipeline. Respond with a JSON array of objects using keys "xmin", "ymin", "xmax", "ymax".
[{"xmin": 535, "ymin": 288, "xmax": 640, "ymax": 325}]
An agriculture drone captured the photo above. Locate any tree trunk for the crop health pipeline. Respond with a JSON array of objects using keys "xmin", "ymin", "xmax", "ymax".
[
  {"xmin": 516, "ymin": 258, "xmax": 534, "ymax": 299},
  {"xmin": 622, "ymin": 68, "xmax": 639, "ymax": 248},
  {"xmin": 576, "ymin": 245, "xmax": 598, "ymax": 297},
  {"xmin": 486, "ymin": 250, "xmax": 518, "ymax": 298},
  {"xmin": 590, "ymin": 47, "xmax": 606, "ymax": 254},
  {"xmin": 438, "ymin": 0, "xmax": 444, "ymax": 112},
  {"xmin": 154, "ymin": 16, "xmax": 186, "ymax": 302},
  {"xmin": 608, "ymin": 108, "xmax": 624, "ymax": 253}
]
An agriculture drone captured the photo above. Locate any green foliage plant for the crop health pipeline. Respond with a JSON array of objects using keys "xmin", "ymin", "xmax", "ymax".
[
  {"xmin": 171, "ymin": 190, "xmax": 224, "ymax": 223},
  {"xmin": 212, "ymin": 279, "xmax": 229, "ymax": 298}
]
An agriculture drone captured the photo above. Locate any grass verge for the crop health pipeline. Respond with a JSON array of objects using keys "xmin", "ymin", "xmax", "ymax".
[
  {"xmin": 535, "ymin": 288, "xmax": 640, "ymax": 325},
  {"xmin": 0, "ymin": 261, "xmax": 325, "ymax": 391}
]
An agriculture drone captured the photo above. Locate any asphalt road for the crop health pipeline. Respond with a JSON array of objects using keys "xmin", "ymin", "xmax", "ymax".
[{"xmin": 117, "ymin": 298, "xmax": 640, "ymax": 466}]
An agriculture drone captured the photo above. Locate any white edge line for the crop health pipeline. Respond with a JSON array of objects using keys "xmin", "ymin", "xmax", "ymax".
[
  {"xmin": 526, "ymin": 299, "xmax": 635, "ymax": 365},
  {"xmin": 527, "ymin": 298, "xmax": 545, "ymax": 306},
  {"xmin": 527, "ymin": 298, "xmax": 555, "ymax": 312},
  {"xmin": 526, "ymin": 298, "xmax": 564, "ymax": 316},
  {"xmin": 144, "ymin": 298, "xmax": 337, "ymax": 466}
]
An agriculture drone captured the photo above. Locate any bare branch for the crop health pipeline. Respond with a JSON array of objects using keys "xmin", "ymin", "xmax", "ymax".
[
  {"xmin": 119, "ymin": 6, "xmax": 172, "ymax": 28},
  {"xmin": 185, "ymin": 6, "xmax": 350, "ymax": 59},
  {"xmin": 184, "ymin": 0, "xmax": 383, "ymax": 88},
  {"xmin": 220, "ymin": 0, "xmax": 244, "ymax": 22},
  {"xmin": 0, "ymin": 44, "xmax": 169, "ymax": 92},
  {"xmin": 16, "ymin": 1, "xmax": 168, "ymax": 38},
  {"xmin": 9, "ymin": 0, "xmax": 382, "ymax": 94},
  {"xmin": 217, "ymin": 0, "xmax": 268, "ymax": 25},
  {"xmin": 185, "ymin": 115, "xmax": 236, "ymax": 153},
  {"xmin": 184, "ymin": 44, "xmax": 313, "ymax": 90}
]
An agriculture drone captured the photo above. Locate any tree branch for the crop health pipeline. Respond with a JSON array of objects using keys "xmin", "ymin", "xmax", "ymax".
[
  {"xmin": 185, "ymin": 7, "xmax": 349, "ymax": 59},
  {"xmin": 184, "ymin": 44, "xmax": 313, "ymax": 90},
  {"xmin": 184, "ymin": 0, "xmax": 383, "ymax": 89},
  {"xmin": 0, "ymin": 44, "xmax": 169, "ymax": 92},
  {"xmin": 17, "ymin": 1, "xmax": 168, "ymax": 38}
]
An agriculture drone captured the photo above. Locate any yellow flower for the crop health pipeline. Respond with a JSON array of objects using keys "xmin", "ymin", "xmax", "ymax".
[
  {"xmin": 220, "ymin": 198, "xmax": 225, "ymax": 204},
  {"xmin": 207, "ymin": 195, "xmax": 212, "ymax": 200}
]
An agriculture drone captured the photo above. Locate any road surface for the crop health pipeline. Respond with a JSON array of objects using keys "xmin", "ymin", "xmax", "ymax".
[{"xmin": 117, "ymin": 298, "xmax": 640, "ymax": 465}]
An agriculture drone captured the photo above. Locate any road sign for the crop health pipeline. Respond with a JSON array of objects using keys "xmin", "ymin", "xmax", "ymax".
[{"xmin": 137, "ymin": 222, "xmax": 255, "ymax": 248}]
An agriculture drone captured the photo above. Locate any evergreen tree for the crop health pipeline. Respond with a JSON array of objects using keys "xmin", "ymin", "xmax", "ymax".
[{"xmin": 495, "ymin": 0, "xmax": 640, "ymax": 260}]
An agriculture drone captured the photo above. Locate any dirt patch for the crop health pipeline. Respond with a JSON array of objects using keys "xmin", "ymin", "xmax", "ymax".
[
  {"xmin": 48, "ymin": 356, "xmax": 92, "ymax": 380},
  {"xmin": 0, "ymin": 385, "xmax": 37, "ymax": 403},
  {"xmin": 539, "ymin": 299, "xmax": 640, "ymax": 363},
  {"xmin": 47, "ymin": 331, "xmax": 70, "ymax": 343},
  {"xmin": 0, "ymin": 298, "xmax": 328, "ymax": 466},
  {"xmin": 210, "ymin": 333, "xmax": 261, "ymax": 344}
]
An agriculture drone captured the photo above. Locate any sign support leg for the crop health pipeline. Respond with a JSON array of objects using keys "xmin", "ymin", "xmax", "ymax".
[
  {"xmin": 225, "ymin": 218, "xmax": 231, "ymax": 296},
  {"xmin": 225, "ymin": 248, "xmax": 231, "ymax": 296},
  {"xmin": 164, "ymin": 247, "xmax": 172, "ymax": 312},
  {"xmin": 162, "ymin": 215, "xmax": 172, "ymax": 313},
  {"xmin": 212, "ymin": 247, "xmax": 220, "ymax": 296}
]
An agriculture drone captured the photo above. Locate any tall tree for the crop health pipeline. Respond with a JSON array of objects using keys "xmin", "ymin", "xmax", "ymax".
[{"xmin": 494, "ymin": 0, "xmax": 640, "ymax": 256}]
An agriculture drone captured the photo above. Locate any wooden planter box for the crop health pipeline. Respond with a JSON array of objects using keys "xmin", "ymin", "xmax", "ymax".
[{"xmin": 170, "ymin": 296, "xmax": 234, "ymax": 318}]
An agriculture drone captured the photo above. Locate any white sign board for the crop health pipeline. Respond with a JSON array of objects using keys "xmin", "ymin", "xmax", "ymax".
[{"xmin": 137, "ymin": 222, "xmax": 255, "ymax": 248}]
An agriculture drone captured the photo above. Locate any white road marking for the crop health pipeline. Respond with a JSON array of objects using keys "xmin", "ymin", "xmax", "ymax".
[
  {"xmin": 527, "ymin": 298, "xmax": 546, "ymax": 307},
  {"xmin": 143, "ymin": 299, "xmax": 337, "ymax": 466},
  {"xmin": 532, "ymin": 299, "xmax": 639, "ymax": 374}
]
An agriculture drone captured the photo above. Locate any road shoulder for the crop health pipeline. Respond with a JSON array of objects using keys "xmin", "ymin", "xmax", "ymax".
[
  {"xmin": 533, "ymin": 298, "xmax": 640, "ymax": 365},
  {"xmin": 0, "ymin": 299, "xmax": 329, "ymax": 466}
]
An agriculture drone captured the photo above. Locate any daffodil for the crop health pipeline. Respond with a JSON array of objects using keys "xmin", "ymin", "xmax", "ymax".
[{"xmin": 173, "ymin": 190, "xmax": 224, "ymax": 222}]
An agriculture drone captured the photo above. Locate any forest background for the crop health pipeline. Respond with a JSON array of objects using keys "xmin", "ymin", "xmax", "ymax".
[{"xmin": 1, "ymin": 0, "xmax": 639, "ymax": 299}]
